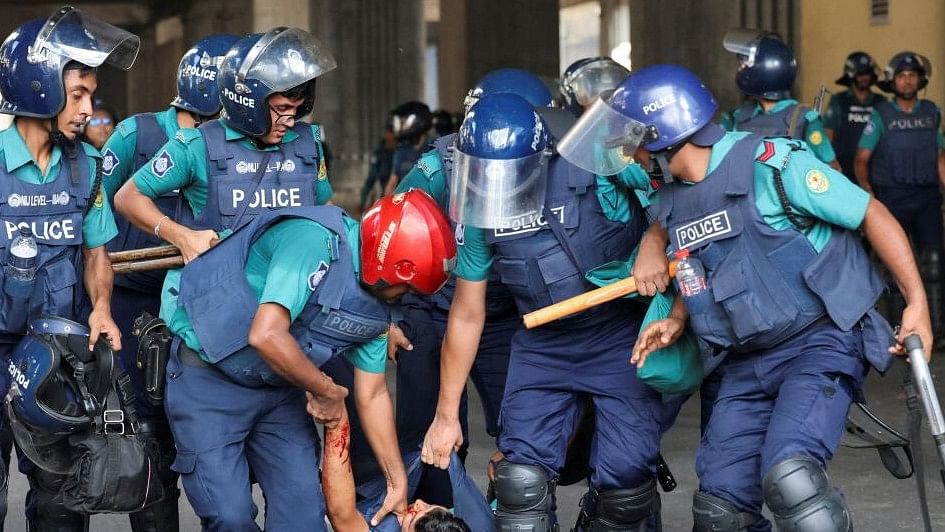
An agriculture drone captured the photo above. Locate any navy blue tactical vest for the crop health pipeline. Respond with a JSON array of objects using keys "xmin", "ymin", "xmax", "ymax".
[
  {"xmin": 180, "ymin": 120, "xmax": 319, "ymax": 232},
  {"xmin": 734, "ymin": 101, "xmax": 810, "ymax": 139},
  {"xmin": 832, "ymin": 91, "xmax": 881, "ymax": 178},
  {"xmin": 0, "ymin": 144, "xmax": 92, "ymax": 338},
  {"xmin": 106, "ymin": 113, "xmax": 180, "ymax": 293},
  {"xmin": 657, "ymin": 135, "xmax": 885, "ymax": 352},
  {"xmin": 869, "ymin": 99, "xmax": 940, "ymax": 187},
  {"xmin": 484, "ymin": 155, "xmax": 646, "ymax": 328},
  {"xmin": 426, "ymin": 133, "xmax": 518, "ymax": 318},
  {"xmin": 177, "ymin": 206, "xmax": 390, "ymax": 388}
]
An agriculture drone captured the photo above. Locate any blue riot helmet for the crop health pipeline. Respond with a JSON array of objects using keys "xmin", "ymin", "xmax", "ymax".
[
  {"xmin": 218, "ymin": 27, "xmax": 336, "ymax": 137},
  {"xmin": 6, "ymin": 317, "xmax": 116, "ymax": 473},
  {"xmin": 172, "ymin": 33, "xmax": 241, "ymax": 117},
  {"xmin": 449, "ymin": 93, "xmax": 550, "ymax": 229},
  {"xmin": 836, "ymin": 51, "xmax": 878, "ymax": 86},
  {"xmin": 879, "ymin": 51, "xmax": 931, "ymax": 94},
  {"xmin": 723, "ymin": 28, "xmax": 796, "ymax": 101},
  {"xmin": 0, "ymin": 6, "xmax": 140, "ymax": 118},
  {"xmin": 560, "ymin": 57, "xmax": 630, "ymax": 114},
  {"xmin": 464, "ymin": 68, "xmax": 553, "ymax": 112},
  {"xmin": 558, "ymin": 64, "xmax": 720, "ymax": 177}
]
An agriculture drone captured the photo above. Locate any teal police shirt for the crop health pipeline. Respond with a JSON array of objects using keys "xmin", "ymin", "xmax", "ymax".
[
  {"xmin": 100, "ymin": 106, "xmax": 182, "ymax": 200},
  {"xmin": 162, "ymin": 216, "xmax": 387, "ymax": 373},
  {"xmin": 720, "ymin": 99, "xmax": 838, "ymax": 165},
  {"xmin": 857, "ymin": 99, "xmax": 945, "ymax": 151},
  {"xmin": 0, "ymin": 125, "xmax": 117, "ymax": 248}
]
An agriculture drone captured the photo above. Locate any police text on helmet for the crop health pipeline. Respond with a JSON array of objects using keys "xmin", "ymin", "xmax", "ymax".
[
  {"xmin": 642, "ymin": 95, "xmax": 677, "ymax": 115},
  {"xmin": 531, "ymin": 112, "xmax": 544, "ymax": 151},
  {"xmin": 181, "ymin": 64, "xmax": 217, "ymax": 81},
  {"xmin": 8, "ymin": 361, "xmax": 30, "ymax": 391},
  {"xmin": 222, "ymin": 88, "xmax": 255, "ymax": 108}
]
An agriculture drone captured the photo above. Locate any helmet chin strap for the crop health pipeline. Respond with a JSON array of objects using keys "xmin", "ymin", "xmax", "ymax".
[{"xmin": 649, "ymin": 145, "xmax": 679, "ymax": 184}]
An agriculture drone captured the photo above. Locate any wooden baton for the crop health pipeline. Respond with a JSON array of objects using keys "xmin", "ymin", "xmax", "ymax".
[
  {"xmin": 108, "ymin": 244, "xmax": 180, "ymax": 264},
  {"xmin": 522, "ymin": 261, "xmax": 678, "ymax": 329},
  {"xmin": 112, "ymin": 255, "xmax": 184, "ymax": 275}
]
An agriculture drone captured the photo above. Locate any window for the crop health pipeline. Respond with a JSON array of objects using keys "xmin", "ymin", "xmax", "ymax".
[{"xmin": 871, "ymin": 0, "xmax": 889, "ymax": 25}]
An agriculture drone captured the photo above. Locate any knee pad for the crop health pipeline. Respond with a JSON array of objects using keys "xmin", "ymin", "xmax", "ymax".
[
  {"xmin": 580, "ymin": 479, "xmax": 662, "ymax": 532},
  {"xmin": 692, "ymin": 491, "xmax": 760, "ymax": 532},
  {"xmin": 762, "ymin": 456, "xmax": 851, "ymax": 532},
  {"xmin": 494, "ymin": 460, "xmax": 556, "ymax": 532}
]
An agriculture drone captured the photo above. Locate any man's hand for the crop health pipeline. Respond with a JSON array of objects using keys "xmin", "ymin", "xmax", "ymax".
[
  {"xmin": 631, "ymin": 317, "xmax": 685, "ymax": 368},
  {"xmin": 87, "ymin": 308, "xmax": 121, "ymax": 352},
  {"xmin": 890, "ymin": 303, "xmax": 934, "ymax": 360},
  {"xmin": 371, "ymin": 481, "xmax": 408, "ymax": 527},
  {"xmin": 633, "ymin": 224, "xmax": 670, "ymax": 297},
  {"xmin": 305, "ymin": 385, "xmax": 349, "ymax": 429},
  {"xmin": 421, "ymin": 413, "xmax": 463, "ymax": 470},
  {"xmin": 386, "ymin": 323, "xmax": 412, "ymax": 363},
  {"xmin": 174, "ymin": 228, "xmax": 218, "ymax": 263}
]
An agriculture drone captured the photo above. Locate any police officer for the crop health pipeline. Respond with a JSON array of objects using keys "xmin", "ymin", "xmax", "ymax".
[
  {"xmin": 160, "ymin": 190, "xmax": 455, "ymax": 530},
  {"xmin": 114, "ymin": 27, "xmax": 335, "ymax": 265},
  {"xmin": 824, "ymin": 52, "xmax": 885, "ymax": 181},
  {"xmin": 359, "ymin": 121, "xmax": 396, "ymax": 212},
  {"xmin": 383, "ymin": 101, "xmax": 433, "ymax": 197},
  {"xmin": 855, "ymin": 52, "xmax": 945, "ymax": 341},
  {"xmin": 0, "ymin": 6, "xmax": 134, "ymax": 530},
  {"xmin": 720, "ymin": 29, "xmax": 840, "ymax": 168},
  {"xmin": 100, "ymin": 33, "xmax": 238, "ymax": 532},
  {"xmin": 422, "ymin": 93, "xmax": 665, "ymax": 531},
  {"xmin": 592, "ymin": 64, "xmax": 930, "ymax": 531},
  {"xmin": 559, "ymin": 56, "xmax": 629, "ymax": 117}
]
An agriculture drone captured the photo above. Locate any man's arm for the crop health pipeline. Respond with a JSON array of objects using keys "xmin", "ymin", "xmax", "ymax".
[
  {"xmin": 319, "ymin": 406, "xmax": 370, "ymax": 532},
  {"xmin": 248, "ymin": 303, "xmax": 349, "ymax": 424},
  {"xmin": 938, "ymin": 150, "xmax": 945, "ymax": 190},
  {"xmin": 353, "ymin": 368, "xmax": 408, "ymax": 525},
  {"xmin": 854, "ymin": 148, "xmax": 873, "ymax": 193},
  {"xmin": 422, "ymin": 278, "xmax": 487, "ymax": 469},
  {"xmin": 82, "ymin": 246, "xmax": 121, "ymax": 351},
  {"xmin": 632, "ymin": 222, "xmax": 670, "ymax": 296},
  {"xmin": 861, "ymin": 198, "xmax": 933, "ymax": 353}
]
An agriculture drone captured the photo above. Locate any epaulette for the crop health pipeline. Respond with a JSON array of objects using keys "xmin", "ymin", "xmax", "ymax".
[
  {"xmin": 416, "ymin": 150, "xmax": 441, "ymax": 179},
  {"xmin": 174, "ymin": 128, "xmax": 202, "ymax": 144},
  {"xmin": 115, "ymin": 118, "xmax": 137, "ymax": 139},
  {"xmin": 80, "ymin": 141, "xmax": 103, "ymax": 159},
  {"xmin": 311, "ymin": 123, "xmax": 322, "ymax": 142}
]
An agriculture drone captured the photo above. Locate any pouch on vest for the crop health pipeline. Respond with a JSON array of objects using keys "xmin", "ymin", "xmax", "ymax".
[
  {"xmin": 0, "ymin": 266, "xmax": 33, "ymax": 334},
  {"xmin": 132, "ymin": 311, "xmax": 171, "ymax": 405}
]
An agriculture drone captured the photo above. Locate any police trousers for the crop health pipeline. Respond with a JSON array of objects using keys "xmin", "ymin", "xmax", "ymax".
[
  {"xmin": 696, "ymin": 321, "xmax": 868, "ymax": 531},
  {"xmin": 499, "ymin": 312, "xmax": 664, "ymax": 490},
  {"xmin": 164, "ymin": 340, "xmax": 326, "ymax": 532}
]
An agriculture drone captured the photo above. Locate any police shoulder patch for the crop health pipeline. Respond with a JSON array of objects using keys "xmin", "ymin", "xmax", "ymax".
[
  {"xmin": 808, "ymin": 130, "xmax": 823, "ymax": 146},
  {"xmin": 805, "ymin": 169, "xmax": 830, "ymax": 194},
  {"xmin": 151, "ymin": 151, "xmax": 175, "ymax": 178},
  {"xmin": 308, "ymin": 261, "xmax": 330, "ymax": 291},
  {"xmin": 101, "ymin": 148, "xmax": 119, "ymax": 176}
]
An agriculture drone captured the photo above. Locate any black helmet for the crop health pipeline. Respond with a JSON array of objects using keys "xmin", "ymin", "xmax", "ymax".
[
  {"xmin": 835, "ymin": 51, "xmax": 878, "ymax": 86},
  {"xmin": 879, "ymin": 51, "xmax": 931, "ymax": 93},
  {"xmin": 723, "ymin": 29, "xmax": 797, "ymax": 100},
  {"xmin": 390, "ymin": 101, "xmax": 432, "ymax": 140}
]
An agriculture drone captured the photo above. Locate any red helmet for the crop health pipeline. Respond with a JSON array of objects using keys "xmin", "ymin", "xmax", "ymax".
[{"xmin": 361, "ymin": 189, "xmax": 456, "ymax": 295}]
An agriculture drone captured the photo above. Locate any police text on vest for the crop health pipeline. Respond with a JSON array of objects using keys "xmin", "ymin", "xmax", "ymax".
[{"xmin": 675, "ymin": 211, "xmax": 732, "ymax": 248}]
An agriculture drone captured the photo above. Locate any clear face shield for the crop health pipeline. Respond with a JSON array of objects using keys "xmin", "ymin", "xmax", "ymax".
[
  {"xmin": 449, "ymin": 149, "xmax": 550, "ymax": 229},
  {"xmin": 6, "ymin": 401, "xmax": 74, "ymax": 474},
  {"xmin": 563, "ymin": 60, "xmax": 630, "ymax": 108},
  {"xmin": 556, "ymin": 94, "xmax": 649, "ymax": 176},
  {"xmin": 29, "ymin": 6, "xmax": 140, "ymax": 70},
  {"xmin": 236, "ymin": 27, "xmax": 337, "ymax": 94},
  {"xmin": 722, "ymin": 28, "xmax": 767, "ymax": 68}
]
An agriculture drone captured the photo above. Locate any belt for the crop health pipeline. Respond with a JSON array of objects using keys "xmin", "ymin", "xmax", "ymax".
[{"xmin": 178, "ymin": 344, "xmax": 212, "ymax": 368}]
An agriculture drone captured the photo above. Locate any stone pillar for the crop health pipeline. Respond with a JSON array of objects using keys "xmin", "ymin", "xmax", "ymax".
[
  {"xmin": 311, "ymin": 0, "xmax": 426, "ymax": 211},
  {"xmin": 438, "ymin": 0, "xmax": 560, "ymax": 113}
]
